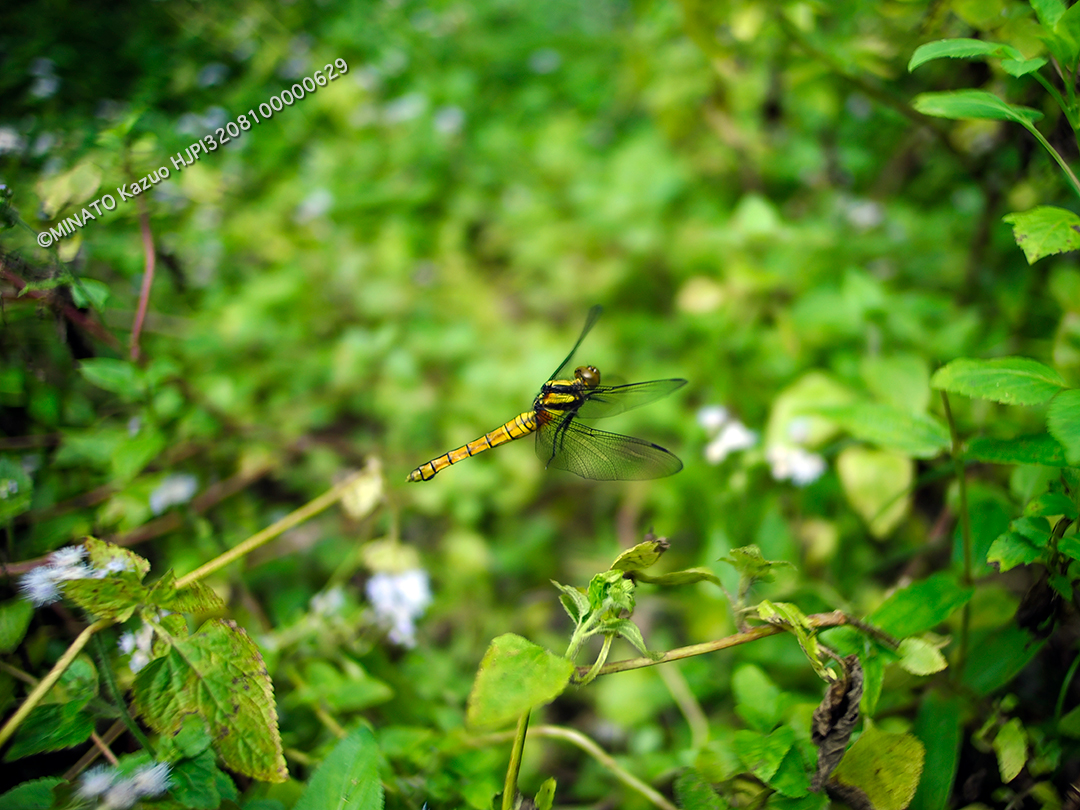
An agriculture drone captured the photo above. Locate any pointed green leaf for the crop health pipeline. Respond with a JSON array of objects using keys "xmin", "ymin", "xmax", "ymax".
[
  {"xmin": 1025, "ymin": 491, "xmax": 1078, "ymax": 520},
  {"xmin": 169, "ymin": 749, "xmax": 238, "ymax": 809},
  {"xmin": 1003, "ymin": 206, "xmax": 1080, "ymax": 264},
  {"xmin": 534, "ymin": 778, "xmax": 557, "ymax": 810},
  {"xmin": 552, "ymin": 581, "xmax": 589, "ymax": 624},
  {"xmin": 0, "ymin": 597, "xmax": 34, "ymax": 654},
  {"xmin": 63, "ymin": 574, "xmax": 148, "ymax": 622},
  {"xmin": 832, "ymin": 727, "xmax": 924, "ymax": 810},
  {"xmin": 733, "ymin": 726, "xmax": 796, "ymax": 782},
  {"xmin": 965, "ymin": 433, "xmax": 1069, "ymax": 466},
  {"xmin": 466, "ymin": 634, "xmax": 574, "ymax": 731},
  {"xmin": 908, "ymin": 39, "xmax": 1023, "ymax": 72},
  {"xmin": 674, "ymin": 769, "xmax": 724, "ymax": 810},
  {"xmin": 1032, "ymin": 0, "xmax": 1067, "ymax": 28},
  {"xmin": 1000, "ymin": 57, "xmax": 1049, "ymax": 76},
  {"xmin": 147, "ymin": 571, "xmax": 226, "ymax": 614},
  {"xmin": 133, "ymin": 619, "xmax": 287, "ymax": 782},
  {"xmin": 610, "ymin": 535, "xmax": 669, "ymax": 572},
  {"xmin": 4, "ymin": 702, "xmax": 94, "ymax": 761},
  {"xmin": 0, "ymin": 777, "xmax": 64, "ymax": 810},
  {"xmin": 77, "ymin": 358, "xmax": 143, "ymax": 399},
  {"xmin": 814, "ymin": 403, "xmax": 949, "ymax": 458},
  {"xmin": 868, "ymin": 572, "xmax": 973, "ymax": 637},
  {"xmin": 603, "ymin": 618, "xmax": 653, "ymax": 658},
  {"xmin": 1048, "ymin": 389, "xmax": 1080, "ymax": 465},
  {"xmin": 962, "ymin": 626, "xmax": 1042, "ymax": 695},
  {"xmin": 732, "ymin": 664, "xmax": 783, "ymax": 732},
  {"xmin": 911, "ymin": 692, "xmax": 962, "ymax": 810},
  {"xmin": 633, "ymin": 567, "xmax": 723, "ymax": 587},
  {"xmin": 912, "ymin": 90, "xmax": 1043, "ymax": 124},
  {"xmin": 293, "ymin": 728, "xmax": 383, "ymax": 810},
  {"xmin": 932, "ymin": 357, "xmax": 1066, "ymax": 405}
]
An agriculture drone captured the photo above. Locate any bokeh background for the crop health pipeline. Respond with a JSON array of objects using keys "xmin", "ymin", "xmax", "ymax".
[{"xmin": 2, "ymin": 0, "xmax": 1078, "ymax": 807}]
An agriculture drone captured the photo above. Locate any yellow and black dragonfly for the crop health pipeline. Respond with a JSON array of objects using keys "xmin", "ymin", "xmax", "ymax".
[{"xmin": 407, "ymin": 306, "xmax": 686, "ymax": 482}]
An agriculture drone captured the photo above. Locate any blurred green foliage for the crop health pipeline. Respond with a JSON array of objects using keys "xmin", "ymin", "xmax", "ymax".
[{"xmin": 2, "ymin": 0, "xmax": 1080, "ymax": 807}]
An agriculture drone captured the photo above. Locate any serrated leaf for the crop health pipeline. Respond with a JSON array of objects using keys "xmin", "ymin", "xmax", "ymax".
[
  {"xmin": 868, "ymin": 572, "xmax": 973, "ymax": 637},
  {"xmin": 734, "ymin": 726, "xmax": 796, "ymax": 783},
  {"xmin": 0, "ymin": 597, "xmax": 34, "ymax": 654},
  {"xmin": 132, "ymin": 618, "xmax": 287, "ymax": 782},
  {"xmin": 465, "ymin": 634, "xmax": 574, "ymax": 731},
  {"xmin": 897, "ymin": 637, "xmax": 948, "ymax": 676},
  {"xmin": 813, "ymin": 403, "xmax": 949, "ymax": 458},
  {"xmin": 993, "ymin": 718, "xmax": 1027, "ymax": 783},
  {"xmin": 0, "ymin": 777, "xmax": 64, "ymax": 810},
  {"xmin": 912, "ymin": 90, "xmax": 1043, "ymax": 124},
  {"xmin": 3, "ymin": 701, "xmax": 94, "ymax": 761},
  {"xmin": 603, "ymin": 618, "xmax": 653, "ymax": 657},
  {"xmin": 965, "ymin": 434, "xmax": 1069, "ymax": 466},
  {"xmin": 1003, "ymin": 206, "xmax": 1080, "ymax": 264},
  {"xmin": 832, "ymin": 727, "xmax": 924, "ymax": 810},
  {"xmin": 170, "ymin": 748, "xmax": 238, "ymax": 810},
  {"xmin": 1048, "ymin": 389, "xmax": 1080, "ymax": 465},
  {"xmin": 1000, "ymin": 57, "xmax": 1049, "ymax": 76},
  {"xmin": 931, "ymin": 357, "xmax": 1066, "ymax": 405},
  {"xmin": 1025, "ymin": 491, "xmax": 1078, "ymax": 520},
  {"xmin": 63, "ymin": 575, "xmax": 148, "ymax": 622},
  {"xmin": 610, "ymin": 535, "xmax": 670, "ymax": 572},
  {"xmin": 719, "ymin": 545, "xmax": 793, "ymax": 582},
  {"xmin": 147, "ymin": 571, "xmax": 226, "ymax": 614},
  {"xmin": 293, "ymin": 728, "xmax": 383, "ymax": 810},
  {"xmin": 84, "ymin": 537, "xmax": 151, "ymax": 578},
  {"xmin": 0, "ymin": 457, "xmax": 32, "ymax": 523},
  {"xmin": 988, "ymin": 526, "xmax": 1047, "ymax": 572},
  {"xmin": 675, "ymin": 769, "xmax": 724, "ymax": 810},
  {"xmin": 907, "ymin": 39, "xmax": 1023, "ymax": 72}
]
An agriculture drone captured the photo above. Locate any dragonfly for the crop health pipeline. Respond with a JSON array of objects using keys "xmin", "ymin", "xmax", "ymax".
[{"xmin": 406, "ymin": 306, "xmax": 686, "ymax": 482}]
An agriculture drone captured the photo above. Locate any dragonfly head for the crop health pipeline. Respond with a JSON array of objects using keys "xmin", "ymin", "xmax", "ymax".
[{"xmin": 574, "ymin": 365, "xmax": 601, "ymax": 388}]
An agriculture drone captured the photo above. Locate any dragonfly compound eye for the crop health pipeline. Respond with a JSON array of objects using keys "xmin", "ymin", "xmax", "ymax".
[{"xmin": 575, "ymin": 365, "xmax": 601, "ymax": 387}]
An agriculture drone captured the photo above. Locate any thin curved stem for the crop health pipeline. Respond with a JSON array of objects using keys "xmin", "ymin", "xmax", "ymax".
[{"xmin": 502, "ymin": 711, "xmax": 530, "ymax": 810}]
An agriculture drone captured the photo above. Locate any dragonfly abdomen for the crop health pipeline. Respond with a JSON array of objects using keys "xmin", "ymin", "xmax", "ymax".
[{"xmin": 406, "ymin": 410, "xmax": 539, "ymax": 482}]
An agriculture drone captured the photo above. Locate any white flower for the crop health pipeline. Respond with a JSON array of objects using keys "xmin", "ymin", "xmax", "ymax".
[
  {"xmin": 366, "ymin": 569, "xmax": 432, "ymax": 648},
  {"xmin": 0, "ymin": 126, "xmax": 25, "ymax": 155},
  {"xmin": 149, "ymin": 474, "xmax": 198, "ymax": 515},
  {"xmin": 49, "ymin": 545, "xmax": 87, "ymax": 568},
  {"xmin": 100, "ymin": 778, "xmax": 139, "ymax": 810},
  {"xmin": 696, "ymin": 405, "xmax": 729, "ymax": 433},
  {"xmin": 119, "ymin": 622, "xmax": 156, "ymax": 673},
  {"xmin": 128, "ymin": 650, "xmax": 151, "ymax": 673},
  {"xmin": 766, "ymin": 445, "xmax": 826, "ymax": 486},
  {"xmin": 130, "ymin": 762, "xmax": 171, "ymax": 796},
  {"xmin": 705, "ymin": 421, "xmax": 758, "ymax": 465},
  {"xmin": 77, "ymin": 764, "xmax": 116, "ymax": 799},
  {"xmin": 19, "ymin": 566, "xmax": 61, "ymax": 606},
  {"xmin": 310, "ymin": 586, "xmax": 345, "ymax": 616}
]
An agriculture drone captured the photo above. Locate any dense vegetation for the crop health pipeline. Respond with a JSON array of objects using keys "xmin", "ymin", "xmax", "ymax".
[{"xmin": 2, "ymin": 0, "xmax": 1080, "ymax": 808}]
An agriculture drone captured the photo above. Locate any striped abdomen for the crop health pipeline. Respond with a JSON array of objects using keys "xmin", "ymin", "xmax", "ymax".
[{"xmin": 406, "ymin": 410, "xmax": 539, "ymax": 482}]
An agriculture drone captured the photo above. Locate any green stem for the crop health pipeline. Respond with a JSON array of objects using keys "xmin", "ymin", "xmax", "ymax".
[
  {"xmin": 575, "ymin": 634, "xmax": 614, "ymax": 687},
  {"xmin": 1021, "ymin": 120, "xmax": 1080, "ymax": 201},
  {"xmin": 502, "ymin": 710, "xmax": 530, "ymax": 810},
  {"xmin": 91, "ymin": 633, "xmax": 155, "ymax": 755},
  {"xmin": 940, "ymin": 392, "xmax": 972, "ymax": 678},
  {"xmin": 1056, "ymin": 651, "xmax": 1080, "ymax": 721}
]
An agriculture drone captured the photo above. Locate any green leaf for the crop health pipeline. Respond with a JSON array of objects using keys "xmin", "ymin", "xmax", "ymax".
[
  {"xmin": 552, "ymin": 581, "xmax": 588, "ymax": 624},
  {"xmin": 69, "ymin": 279, "xmax": 111, "ymax": 310},
  {"xmin": 111, "ymin": 428, "xmax": 167, "ymax": 483},
  {"xmin": 771, "ymin": 746, "xmax": 811, "ymax": 798},
  {"xmin": 1054, "ymin": 3, "xmax": 1080, "ymax": 65},
  {"xmin": 912, "ymin": 90, "xmax": 1043, "ymax": 124},
  {"xmin": 931, "ymin": 357, "xmax": 1066, "ymax": 405},
  {"xmin": 291, "ymin": 660, "xmax": 393, "ymax": 713},
  {"xmin": 757, "ymin": 601, "xmax": 828, "ymax": 680},
  {"xmin": 962, "ymin": 626, "xmax": 1042, "ymax": 696},
  {"xmin": 147, "ymin": 570, "xmax": 227, "ymax": 614},
  {"xmin": 169, "ymin": 749, "xmax": 239, "ymax": 810},
  {"xmin": 132, "ymin": 618, "xmax": 287, "ymax": 782},
  {"xmin": 719, "ymin": 545, "xmax": 793, "ymax": 584},
  {"xmin": 836, "ymin": 447, "xmax": 913, "ymax": 538},
  {"xmin": 832, "ymin": 727, "xmax": 924, "ymax": 810},
  {"xmin": 813, "ymin": 403, "xmax": 949, "ymax": 458},
  {"xmin": 674, "ymin": 769, "xmax": 724, "ymax": 810},
  {"xmin": 1025, "ymin": 491, "xmax": 1078, "ymax": 520},
  {"xmin": 1048, "ymin": 389, "xmax": 1080, "ymax": 465},
  {"xmin": 907, "ymin": 39, "xmax": 1023, "ymax": 72},
  {"xmin": 734, "ymin": 725, "xmax": 796, "ymax": 783},
  {"xmin": 0, "ymin": 777, "xmax": 64, "ymax": 810},
  {"xmin": 84, "ymin": 537, "xmax": 151, "ymax": 578},
  {"xmin": 4, "ymin": 701, "xmax": 94, "ymax": 761},
  {"xmin": 0, "ymin": 457, "xmax": 32, "ymax": 523},
  {"xmin": 77, "ymin": 358, "xmax": 143, "ymax": 399},
  {"xmin": 911, "ymin": 692, "xmax": 962, "ymax": 810},
  {"xmin": 293, "ymin": 728, "xmax": 383, "ymax": 810},
  {"xmin": 1032, "ymin": 0, "xmax": 1067, "ymax": 28},
  {"xmin": 465, "ymin": 634, "xmax": 574, "ymax": 731},
  {"xmin": 36, "ymin": 160, "xmax": 103, "ymax": 219},
  {"xmin": 534, "ymin": 777, "xmax": 556, "ymax": 810},
  {"xmin": 603, "ymin": 618, "xmax": 652, "ymax": 657},
  {"xmin": 1000, "ymin": 57, "xmax": 1049, "ymax": 77},
  {"xmin": 1003, "ymin": 206, "xmax": 1080, "ymax": 264},
  {"xmin": 609, "ymin": 535, "xmax": 669, "ymax": 572},
  {"xmin": 732, "ymin": 664, "xmax": 783, "ymax": 732},
  {"xmin": 64, "ymin": 575, "xmax": 148, "ymax": 622},
  {"xmin": 965, "ymin": 434, "xmax": 1069, "ymax": 466},
  {"xmin": 633, "ymin": 567, "xmax": 723, "ymax": 587},
  {"xmin": 988, "ymin": 530, "xmax": 1045, "ymax": 572},
  {"xmin": 1059, "ymin": 704, "xmax": 1080, "ymax": 738},
  {"xmin": 868, "ymin": 572, "xmax": 973, "ymax": 637},
  {"xmin": 897, "ymin": 637, "xmax": 948, "ymax": 676},
  {"xmin": 993, "ymin": 718, "xmax": 1027, "ymax": 783},
  {"xmin": 0, "ymin": 598, "xmax": 34, "ymax": 654}
]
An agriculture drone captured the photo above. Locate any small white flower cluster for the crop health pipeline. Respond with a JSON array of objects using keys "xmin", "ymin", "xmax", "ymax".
[
  {"xmin": 77, "ymin": 761, "xmax": 171, "ymax": 809},
  {"xmin": 117, "ymin": 621, "xmax": 157, "ymax": 674},
  {"xmin": 365, "ymin": 569, "xmax": 432, "ymax": 648},
  {"xmin": 18, "ymin": 545, "xmax": 130, "ymax": 607},
  {"xmin": 698, "ymin": 406, "xmax": 758, "ymax": 465},
  {"xmin": 149, "ymin": 473, "xmax": 198, "ymax": 515},
  {"xmin": 698, "ymin": 406, "xmax": 827, "ymax": 487}
]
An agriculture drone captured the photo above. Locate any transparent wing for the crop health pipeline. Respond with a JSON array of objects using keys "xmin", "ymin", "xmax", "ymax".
[
  {"xmin": 574, "ymin": 378, "xmax": 687, "ymax": 420},
  {"xmin": 535, "ymin": 416, "xmax": 683, "ymax": 480},
  {"xmin": 548, "ymin": 305, "xmax": 603, "ymax": 382}
]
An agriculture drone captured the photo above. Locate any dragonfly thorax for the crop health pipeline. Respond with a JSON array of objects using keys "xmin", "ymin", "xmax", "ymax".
[{"xmin": 574, "ymin": 365, "xmax": 601, "ymax": 388}]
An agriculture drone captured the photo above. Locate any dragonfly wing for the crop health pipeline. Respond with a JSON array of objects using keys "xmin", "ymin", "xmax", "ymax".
[
  {"xmin": 575, "ymin": 378, "xmax": 687, "ymax": 420},
  {"xmin": 548, "ymin": 305, "xmax": 603, "ymax": 381},
  {"xmin": 535, "ymin": 416, "xmax": 683, "ymax": 480}
]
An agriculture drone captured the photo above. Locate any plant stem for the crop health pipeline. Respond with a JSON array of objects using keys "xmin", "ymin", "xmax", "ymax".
[
  {"xmin": 91, "ymin": 633, "xmax": 155, "ymax": 754},
  {"xmin": 1021, "ymin": 120, "xmax": 1080, "ymax": 200},
  {"xmin": 575, "ymin": 634, "xmax": 613, "ymax": 687},
  {"xmin": 0, "ymin": 618, "xmax": 113, "ymax": 749},
  {"xmin": 940, "ymin": 391, "xmax": 972, "ymax": 677},
  {"xmin": 502, "ymin": 710, "xmax": 530, "ymax": 810}
]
